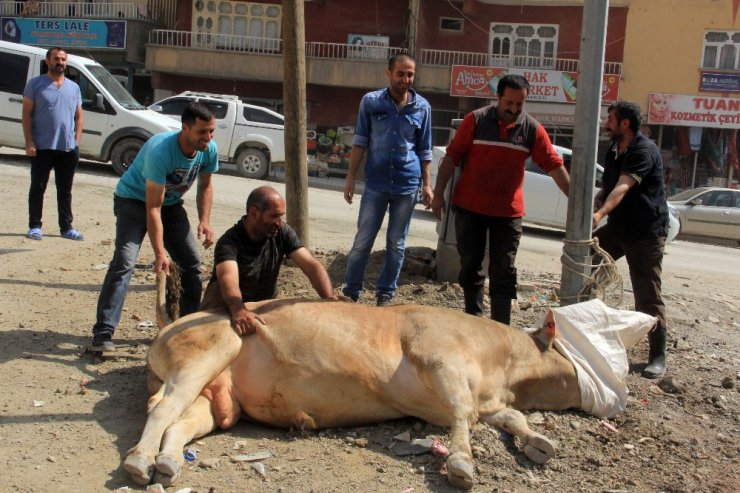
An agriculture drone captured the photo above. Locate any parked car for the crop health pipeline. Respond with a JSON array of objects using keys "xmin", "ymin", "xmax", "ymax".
[
  {"xmin": 0, "ymin": 41, "xmax": 179, "ymax": 175},
  {"xmin": 431, "ymin": 145, "xmax": 680, "ymax": 242},
  {"xmin": 668, "ymin": 187, "xmax": 740, "ymax": 243},
  {"xmin": 150, "ymin": 92, "xmax": 285, "ymax": 178}
]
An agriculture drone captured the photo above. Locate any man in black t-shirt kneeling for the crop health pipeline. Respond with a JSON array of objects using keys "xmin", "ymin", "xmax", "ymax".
[{"xmin": 202, "ymin": 186, "xmax": 339, "ymax": 336}]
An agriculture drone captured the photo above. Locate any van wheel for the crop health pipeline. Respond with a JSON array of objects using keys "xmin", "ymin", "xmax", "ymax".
[
  {"xmin": 235, "ymin": 148, "xmax": 269, "ymax": 179},
  {"xmin": 111, "ymin": 138, "xmax": 144, "ymax": 176}
]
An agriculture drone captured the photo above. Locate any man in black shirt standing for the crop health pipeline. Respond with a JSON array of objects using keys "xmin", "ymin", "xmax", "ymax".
[
  {"xmin": 202, "ymin": 186, "xmax": 338, "ymax": 335},
  {"xmin": 592, "ymin": 101, "xmax": 669, "ymax": 379}
]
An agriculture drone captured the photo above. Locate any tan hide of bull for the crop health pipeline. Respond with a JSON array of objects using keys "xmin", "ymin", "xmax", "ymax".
[{"xmin": 124, "ymin": 272, "xmax": 581, "ymax": 490}]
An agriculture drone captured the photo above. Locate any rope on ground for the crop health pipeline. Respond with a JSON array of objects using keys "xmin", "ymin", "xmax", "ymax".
[{"xmin": 560, "ymin": 237, "xmax": 623, "ymax": 306}]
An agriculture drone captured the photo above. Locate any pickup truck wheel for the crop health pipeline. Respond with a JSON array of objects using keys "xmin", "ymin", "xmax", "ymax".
[
  {"xmin": 111, "ymin": 138, "xmax": 144, "ymax": 176},
  {"xmin": 235, "ymin": 148, "xmax": 269, "ymax": 179}
]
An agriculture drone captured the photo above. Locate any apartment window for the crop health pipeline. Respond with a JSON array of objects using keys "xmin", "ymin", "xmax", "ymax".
[
  {"xmin": 489, "ymin": 23, "xmax": 558, "ymax": 68},
  {"xmin": 702, "ymin": 30, "xmax": 739, "ymax": 70},
  {"xmin": 440, "ymin": 17, "xmax": 464, "ymax": 33},
  {"xmin": 193, "ymin": 1, "xmax": 281, "ymax": 50}
]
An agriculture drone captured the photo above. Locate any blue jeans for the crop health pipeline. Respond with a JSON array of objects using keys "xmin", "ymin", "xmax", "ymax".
[
  {"xmin": 343, "ymin": 187, "xmax": 418, "ymax": 300},
  {"xmin": 92, "ymin": 196, "xmax": 202, "ymax": 339}
]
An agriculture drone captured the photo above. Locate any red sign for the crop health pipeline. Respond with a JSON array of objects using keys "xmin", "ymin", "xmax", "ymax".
[{"xmin": 450, "ymin": 66, "xmax": 620, "ymax": 104}]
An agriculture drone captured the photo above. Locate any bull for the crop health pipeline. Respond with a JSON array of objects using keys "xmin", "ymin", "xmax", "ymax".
[{"xmin": 124, "ymin": 272, "xmax": 584, "ymax": 489}]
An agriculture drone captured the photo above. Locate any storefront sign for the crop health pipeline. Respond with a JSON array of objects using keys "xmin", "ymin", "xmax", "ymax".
[
  {"xmin": 347, "ymin": 34, "xmax": 388, "ymax": 60},
  {"xmin": 648, "ymin": 93, "xmax": 740, "ymax": 129},
  {"xmin": 699, "ymin": 71, "xmax": 740, "ymax": 93},
  {"xmin": 450, "ymin": 66, "xmax": 620, "ymax": 104},
  {"xmin": 1, "ymin": 17, "xmax": 126, "ymax": 49}
]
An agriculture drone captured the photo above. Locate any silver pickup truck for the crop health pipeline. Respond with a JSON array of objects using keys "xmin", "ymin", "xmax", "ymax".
[{"xmin": 150, "ymin": 91, "xmax": 286, "ymax": 179}]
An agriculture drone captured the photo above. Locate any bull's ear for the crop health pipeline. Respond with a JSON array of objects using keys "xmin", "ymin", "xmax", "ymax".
[{"xmin": 533, "ymin": 310, "xmax": 557, "ymax": 350}]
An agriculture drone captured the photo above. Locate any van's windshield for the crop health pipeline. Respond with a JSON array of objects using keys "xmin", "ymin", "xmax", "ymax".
[{"xmin": 87, "ymin": 65, "xmax": 145, "ymax": 110}]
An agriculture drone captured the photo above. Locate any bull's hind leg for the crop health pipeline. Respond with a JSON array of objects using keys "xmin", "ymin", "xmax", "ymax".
[
  {"xmin": 152, "ymin": 395, "xmax": 219, "ymax": 486},
  {"xmin": 124, "ymin": 376, "xmax": 216, "ymax": 485},
  {"xmin": 482, "ymin": 408, "xmax": 557, "ymax": 464}
]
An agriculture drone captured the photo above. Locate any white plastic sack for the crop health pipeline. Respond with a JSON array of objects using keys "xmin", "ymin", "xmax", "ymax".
[{"xmin": 527, "ymin": 299, "xmax": 657, "ymax": 418}]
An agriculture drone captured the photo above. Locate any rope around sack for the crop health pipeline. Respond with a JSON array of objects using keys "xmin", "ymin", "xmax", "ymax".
[{"xmin": 559, "ymin": 237, "xmax": 624, "ymax": 306}]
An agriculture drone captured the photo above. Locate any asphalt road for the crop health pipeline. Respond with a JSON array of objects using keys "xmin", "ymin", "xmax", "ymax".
[{"xmin": 1, "ymin": 149, "xmax": 738, "ymax": 284}]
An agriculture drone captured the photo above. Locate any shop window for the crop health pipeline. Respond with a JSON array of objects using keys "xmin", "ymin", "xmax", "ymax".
[
  {"xmin": 702, "ymin": 30, "xmax": 739, "ymax": 70},
  {"xmin": 490, "ymin": 22, "xmax": 558, "ymax": 68}
]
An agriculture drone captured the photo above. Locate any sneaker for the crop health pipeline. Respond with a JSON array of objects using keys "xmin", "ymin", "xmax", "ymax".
[
  {"xmin": 376, "ymin": 293, "xmax": 392, "ymax": 307},
  {"xmin": 27, "ymin": 228, "xmax": 43, "ymax": 240},
  {"xmin": 89, "ymin": 334, "xmax": 116, "ymax": 353}
]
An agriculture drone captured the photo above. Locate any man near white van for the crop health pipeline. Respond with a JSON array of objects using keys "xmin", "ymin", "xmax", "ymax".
[
  {"xmin": 22, "ymin": 46, "xmax": 84, "ymax": 241},
  {"xmin": 89, "ymin": 103, "xmax": 218, "ymax": 352}
]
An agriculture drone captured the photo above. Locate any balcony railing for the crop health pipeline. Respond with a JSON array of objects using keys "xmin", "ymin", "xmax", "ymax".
[
  {"xmin": 0, "ymin": 1, "xmax": 176, "ymax": 28},
  {"xmin": 148, "ymin": 30, "xmax": 622, "ymax": 75},
  {"xmin": 419, "ymin": 48, "xmax": 622, "ymax": 75}
]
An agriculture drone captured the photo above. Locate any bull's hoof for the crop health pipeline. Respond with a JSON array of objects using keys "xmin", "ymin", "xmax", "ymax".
[
  {"xmin": 155, "ymin": 453, "xmax": 181, "ymax": 477},
  {"xmin": 522, "ymin": 433, "xmax": 557, "ymax": 464},
  {"xmin": 446, "ymin": 452, "xmax": 475, "ymax": 490},
  {"xmin": 123, "ymin": 453, "xmax": 154, "ymax": 485}
]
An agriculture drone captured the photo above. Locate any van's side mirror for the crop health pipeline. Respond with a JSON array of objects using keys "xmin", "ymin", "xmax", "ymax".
[
  {"xmin": 689, "ymin": 198, "xmax": 702, "ymax": 206},
  {"xmin": 149, "ymin": 104, "xmax": 163, "ymax": 112},
  {"xmin": 95, "ymin": 94, "xmax": 105, "ymax": 111}
]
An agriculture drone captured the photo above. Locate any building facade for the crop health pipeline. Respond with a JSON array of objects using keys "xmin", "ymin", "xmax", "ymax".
[{"xmin": 621, "ymin": 0, "xmax": 739, "ymax": 191}]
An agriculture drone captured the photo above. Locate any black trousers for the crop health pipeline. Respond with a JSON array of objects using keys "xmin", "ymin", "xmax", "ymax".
[
  {"xmin": 594, "ymin": 222, "xmax": 667, "ymax": 332},
  {"xmin": 28, "ymin": 148, "xmax": 79, "ymax": 231},
  {"xmin": 454, "ymin": 206, "xmax": 522, "ymax": 300}
]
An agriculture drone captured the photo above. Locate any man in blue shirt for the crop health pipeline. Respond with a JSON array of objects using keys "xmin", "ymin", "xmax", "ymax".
[
  {"xmin": 342, "ymin": 53, "xmax": 433, "ymax": 306},
  {"xmin": 22, "ymin": 46, "xmax": 84, "ymax": 241},
  {"xmin": 89, "ymin": 103, "xmax": 219, "ymax": 352}
]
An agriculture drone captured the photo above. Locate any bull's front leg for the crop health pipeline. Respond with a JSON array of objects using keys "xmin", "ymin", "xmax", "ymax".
[{"xmin": 483, "ymin": 408, "xmax": 557, "ymax": 464}]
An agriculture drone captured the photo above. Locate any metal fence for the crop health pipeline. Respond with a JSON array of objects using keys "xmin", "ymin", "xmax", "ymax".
[{"xmin": 0, "ymin": 1, "xmax": 177, "ymax": 28}]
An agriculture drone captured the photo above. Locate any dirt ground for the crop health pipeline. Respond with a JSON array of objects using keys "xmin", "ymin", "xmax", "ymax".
[{"xmin": 0, "ymin": 163, "xmax": 738, "ymax": 493}]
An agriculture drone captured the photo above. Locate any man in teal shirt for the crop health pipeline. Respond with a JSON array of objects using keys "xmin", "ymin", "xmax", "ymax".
[{"xmin": 90, "ymin": 102, "xmax": 219, "ymax": 352}]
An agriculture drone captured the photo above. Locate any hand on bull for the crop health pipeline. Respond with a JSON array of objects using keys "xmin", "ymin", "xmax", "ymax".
[{"xmin": 230, "ymin": 305, "xmax": 266, "ymax": 336}]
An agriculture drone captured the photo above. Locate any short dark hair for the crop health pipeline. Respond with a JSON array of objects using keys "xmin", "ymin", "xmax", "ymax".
[
  {"xmin": 608, "ymin": 101, "xmax": 643, "ymax": 132},
  {"xmin": 45, "ymin": 47, "xmax": 66, "ymax": 59},
  {"xmin": 181, "ymin": 102, "xmax": 215, "ymax": 126},
  {"xmin": 246, "ymin": 186, "xmax": 280, "ymax": 213},
  {"xmin": 388, "ymin": 53, "xmax": 415, "ymax": 71},
  {"xmin": 497, "ymin": 74, "xmax": 530, "ymax": 97}
]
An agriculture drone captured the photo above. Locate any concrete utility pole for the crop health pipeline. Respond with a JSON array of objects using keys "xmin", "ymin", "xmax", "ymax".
[
  {"xmin": 282, "ymin": 0, "xmax": 310, "ymax": 247},
  {"xmin": 559, "ymin": 0, "xmax": 609, "ymax": 306}
]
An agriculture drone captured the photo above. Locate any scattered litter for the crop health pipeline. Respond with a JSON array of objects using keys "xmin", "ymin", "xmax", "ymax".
[
  {"xmin": 230, "ymin": 450, "xmax": 273, "ymax": 462},
  {"xmin": 251, "ymin": 462, "xmax": 266, "ymax": 477},
  {"xmin": 32, "ymin": 400, "xmax": 44, "ymax": 407},
  {"xmin": 173, "ymin": 489, "xmax": 193, "ymax": 493},
  {"xmin": 112, "ymin": 488, "xmax": 131, "ymax": 493},
  {"xmin": 623, "ymin": 444, "xmax": 635, "ymax": 450},
  {"xmin": 430, "ymin": 440, "xmax": 450, "ymax": 457},
  {"xmin": 100, "ymin": 240, "xmax": 112, "ymax": 246},
  {"xmin": 233, "ymin": 440, "xmax": 247, "ymax": 450},
  {"xmin": 403, "ymin": 487, "xmax": 415, "ymax": 493},
  {"xmin": 137, "ymin": 320, "xmax": 154, "ymax": 329},
  {"xmin": 393, "ymin": 431, "xmax": 411, "ymax": 442},
  {"xmin": 638, "ymin": 437, "xmax": 654, "ymax": 443},
  {"xmin": 391, "ymin": 438, "xmax": 435, "ymax": 456},
  {"xmin": 94, "ymin": 263, "xmax": 108, "ymax": 270},
  {"xmin": 198, "ymin": 457, "xmax": 220, "ymax": 469},
  {"xmin": 599, "ymin": 420, "xmax": 619, "ymax": 433},
  {"xmin": 146, "ymin": 484, "xmax": 165, "ymax": 493},
  {"xmin": 183, "ymin": 448, "xmax": 197, "ymax": 462}
]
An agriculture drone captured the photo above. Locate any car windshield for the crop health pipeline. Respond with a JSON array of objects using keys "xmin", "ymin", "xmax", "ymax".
[
  {"xmin": 86, "ymin": 65, "xmax": 145, "ymax": 110},
  {"xmin": 669, "ymin": 188, "xmax": 709, "ymax": 201}
]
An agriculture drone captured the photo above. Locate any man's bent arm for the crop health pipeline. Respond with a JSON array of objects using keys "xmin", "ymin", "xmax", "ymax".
[
  {"xmin": 592, "ymin": 174, "xmax": 637, "ymax": 229},
  {"xmin": 289, "ymin": 247, "xmax": 337, "ymax": 299},
  {"xmin": 430, "ymin": 155, "xmax": 456, "ymax": 220},
  {"xmin": 549, "ymin": 165, "xmax": 570, "ymax": 196},
  {"xmin": 215, "ymin": 260, "xmax": 258, "ymax": 336}
]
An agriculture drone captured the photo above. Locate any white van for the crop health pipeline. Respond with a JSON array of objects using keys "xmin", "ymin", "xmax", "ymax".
[{"xmin": 0, "ymin": 41, "xmax": 179, "ymax": 175}]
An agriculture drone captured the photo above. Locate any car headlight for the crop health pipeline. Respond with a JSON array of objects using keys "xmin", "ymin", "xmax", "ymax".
[{"xmin": 669, "ymin": 207, "xmax": 679, "ymax": 220}]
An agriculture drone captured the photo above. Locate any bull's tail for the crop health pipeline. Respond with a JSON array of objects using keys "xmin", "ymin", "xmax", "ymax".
[{"xmin": 156, "ymin": 264, "xmax": 181, "ymax": 329}]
